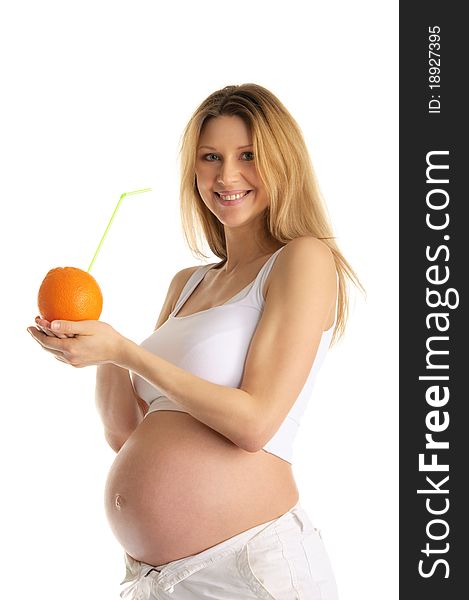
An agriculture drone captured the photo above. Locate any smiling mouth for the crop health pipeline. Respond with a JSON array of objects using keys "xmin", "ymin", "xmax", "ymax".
[{"xmin": 215, "ymin": 190, "xmax": 252, "ymax": 201}]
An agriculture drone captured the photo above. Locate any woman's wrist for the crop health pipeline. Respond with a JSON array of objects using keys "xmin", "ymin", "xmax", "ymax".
[{"xmin": 113, "ymin": 336, "xmax": 140, "ymax": 370}]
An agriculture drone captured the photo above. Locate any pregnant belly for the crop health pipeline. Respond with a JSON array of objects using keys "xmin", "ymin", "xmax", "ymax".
[{"xmin": 104, "ymin": 410, "xmax": 299, "ymax": 567}]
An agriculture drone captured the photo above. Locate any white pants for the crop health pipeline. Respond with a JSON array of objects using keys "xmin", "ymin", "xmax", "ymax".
[{"xmin": 120, "ymin": 501, "xmax": 339, "ymax": 599}]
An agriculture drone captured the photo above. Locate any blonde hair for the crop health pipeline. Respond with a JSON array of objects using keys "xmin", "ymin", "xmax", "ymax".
[{"xmin": 178, "ymin": 83, "xmax": 363, "ymax": 344}]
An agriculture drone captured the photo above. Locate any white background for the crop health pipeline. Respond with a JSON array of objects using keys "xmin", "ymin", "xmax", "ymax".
[{"xmin": 0, "ymin": 1, "xmax": 398, "ymax": 598}]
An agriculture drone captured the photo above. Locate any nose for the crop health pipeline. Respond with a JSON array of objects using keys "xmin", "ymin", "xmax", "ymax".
[{"xmin": 217, "ymin": 157, "xmax": 241, "ymax": 186}]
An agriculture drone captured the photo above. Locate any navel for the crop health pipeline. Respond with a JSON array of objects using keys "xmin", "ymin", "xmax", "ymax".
[{"xmin": 114, "ymin": 494, "xmax": 125, "ymax": 510}]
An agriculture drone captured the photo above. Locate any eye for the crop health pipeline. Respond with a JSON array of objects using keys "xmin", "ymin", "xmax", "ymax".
[{"xmin": 202, "ymin": 151, "xmax": 254, "ymax": 162}]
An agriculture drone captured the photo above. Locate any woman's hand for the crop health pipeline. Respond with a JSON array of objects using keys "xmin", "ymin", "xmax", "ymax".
[
  {"xmin": 27, "ymin": 318, "xmax": 129, "ymax": 368},
  {"xmin": 34, "ymin": 316, "xmax": 75, "ymax": 339}
]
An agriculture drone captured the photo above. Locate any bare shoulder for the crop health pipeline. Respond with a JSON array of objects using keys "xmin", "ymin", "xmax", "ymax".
[
  {"xmin": 284, "ymin": 235, "xmax": 334, "ymax": 263},
  {"xmin": 169, "ymin": 265, "xmax": 201, "ymax": 295},
  {"xmin": 265, "ymin": 236, "xmax": 336, "ymax": 294},
  {"xmin": 154, "ymin": 265, "xmax": 200, "ymax": 329}
]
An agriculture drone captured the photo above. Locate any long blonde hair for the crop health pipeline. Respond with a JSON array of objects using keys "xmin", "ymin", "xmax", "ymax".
[{"xmin": 178, "ymin": 83, "xmax": 363, "ymax": 344}]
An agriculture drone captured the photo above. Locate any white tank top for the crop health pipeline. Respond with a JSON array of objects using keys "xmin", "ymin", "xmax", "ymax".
[{"xmin": 130, "ymin": 246, "xmax": 335, "ymax": 464}]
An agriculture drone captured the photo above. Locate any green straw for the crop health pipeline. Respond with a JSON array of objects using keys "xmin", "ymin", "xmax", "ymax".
[{"xmin": 87, "ymin": 188, "xmax": 152, "ymax": 273}]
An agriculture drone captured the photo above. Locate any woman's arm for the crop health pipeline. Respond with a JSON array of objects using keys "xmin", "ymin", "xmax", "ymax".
[
  {"xmin": 95, "ymin": 266, "xmax": 201, "ymax": 451},
  {"xmin": 94, "ymin": 364, "xmax": 146, "ymax": 452},
  {"xmin": 29, "ymin": 237, "xmax": 336, "ymax": 453},
  {"xmin": 117, "ymin": 237, "xmax": 337, "ymax": 452}
]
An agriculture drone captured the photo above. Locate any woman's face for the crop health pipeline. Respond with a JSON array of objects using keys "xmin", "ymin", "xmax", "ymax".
[{"xmin": 195, "ymin": 115, "xmax": 269, "ymax": 230}]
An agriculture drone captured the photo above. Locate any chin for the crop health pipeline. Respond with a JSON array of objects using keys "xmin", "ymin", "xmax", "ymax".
[{"xmin": 219, "ymin": 212, "xmax": 267, "ymax": 230}]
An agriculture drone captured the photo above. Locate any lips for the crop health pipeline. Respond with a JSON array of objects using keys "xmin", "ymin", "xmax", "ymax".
[
  {"xmin": 215, "ymin": 190, "xmax": 252, "ymax": 206},
  {"xmin": 216, "ymin": 190, "xmax": 251, "ymax": 199}
]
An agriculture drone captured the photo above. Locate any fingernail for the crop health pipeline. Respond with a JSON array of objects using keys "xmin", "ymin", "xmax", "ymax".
[{"xmin": 51, "ymin": 321, "xmax": 60, "ymax": 331}]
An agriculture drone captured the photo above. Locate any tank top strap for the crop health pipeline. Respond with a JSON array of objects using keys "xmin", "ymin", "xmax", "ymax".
[
  {"xmin": 173, "ymin": 247, "xmax": 286, "ymax": 315},
  {"xmin": 171, "ymin": 265, "xmax": 212, "ymax": 316},
  {"xmin": 250, "ymin": 246, "xmax": 286, "ymax": 307}
]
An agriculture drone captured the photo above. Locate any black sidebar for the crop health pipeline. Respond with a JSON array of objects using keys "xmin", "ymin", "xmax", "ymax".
[{"xmin": 400, "ymin": 3, "xmax": 467, "ymax": 598}]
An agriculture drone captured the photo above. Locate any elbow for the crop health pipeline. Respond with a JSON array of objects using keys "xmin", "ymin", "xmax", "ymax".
[
  {"xmin": 105, "ymin": 431, "xmax": 124, "ymax": 453},
  {"xmin": 235, "ymin": 394, "xmax": 275, "ymax": 454},
  {"xmin": 242, "ymin": 439, "xmax": 264, "ymax": 454},
  {"xmin": 237, "ymin": 422, "xmax": 271, "ymax": 454},
  {"xmin": 104, "ymin": 429, "xmax": 133, "ymax": 453}
]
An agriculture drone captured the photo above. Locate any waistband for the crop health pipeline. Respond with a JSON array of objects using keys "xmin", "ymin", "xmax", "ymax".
[{"xmin": 120, "ymin": 500, "xmax": 311, "ymax": 597}]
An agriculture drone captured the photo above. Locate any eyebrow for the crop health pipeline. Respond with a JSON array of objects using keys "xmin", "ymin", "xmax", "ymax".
[{"xmin": 197, "ymin": 144, "xmax": 253, "ymax": 150}]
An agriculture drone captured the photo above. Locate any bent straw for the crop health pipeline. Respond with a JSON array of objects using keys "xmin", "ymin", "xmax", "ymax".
[{"xmin": 87, "ymin": 188, "xmax": 152, "ymax": 273}]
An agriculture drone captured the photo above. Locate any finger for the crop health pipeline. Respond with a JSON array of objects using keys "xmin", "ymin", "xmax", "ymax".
[
  {"xmin": 35, "ymin": 317, "xmax": 59, "ymax": 337},
  {"xmin": 27, "ymin": 327, "xmax": 69, "ymax": 352},
  {"xmin": 50, "ymin": 320, "xmax": 89, "ymax": 336},
  {"xmin": 35, "ymin": 317, "xmax": 71, "ymax": 339},
  {"xmin": 28, "ymin": 326, "xmax": 45, "ymax": 342},
  {"xmin": 35, "ymin": 316, "xmax": 50, "ymax": 327},
  {"xmin": 28, "ymin": 329, "xmax": 68, "ymax": 358},
  {"xmin": 38, "ymin": 325, "xmax": 66, "ymax": 338},
  {"xmin": 37, "ymin": 324, "xmax": 55, "ymax": 337},
  {"xmin": 45, "ymin": 327, "xmax": 70, "ymax": 339}
]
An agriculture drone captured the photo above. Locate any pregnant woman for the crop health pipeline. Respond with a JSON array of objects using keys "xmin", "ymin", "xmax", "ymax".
[{"xmin": 28, "ymin": 84, "xmax": 361, "ymax": 599}]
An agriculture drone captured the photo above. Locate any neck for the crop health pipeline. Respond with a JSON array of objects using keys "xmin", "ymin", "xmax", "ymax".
[{"xmin": 221, "ymin": 214, "xmax": 282, "ymax": 273}]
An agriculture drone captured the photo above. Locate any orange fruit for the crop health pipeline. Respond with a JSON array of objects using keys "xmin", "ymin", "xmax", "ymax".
[{"xmin": 38, "ymin": 267, "xmax": 103, "ymax": 321}]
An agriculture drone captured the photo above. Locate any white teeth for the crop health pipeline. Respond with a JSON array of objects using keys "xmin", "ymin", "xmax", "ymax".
[{"xmin": 219, "ymin": 191, "xmax": 249, "ymax": 201}]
